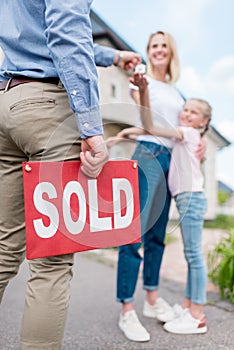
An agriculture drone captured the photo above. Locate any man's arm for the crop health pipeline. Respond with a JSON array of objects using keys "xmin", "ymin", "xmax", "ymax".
[
  {"xmin": 45, "ymin": 1, "xmax": 102, "ymax": 138},
  {"xmin": 94, "ymin": 44, "xmax": 141, "ymax": 70},
  {"xmin": 45, "ymin": 1, "xmax": 108, "ymax": 177}
]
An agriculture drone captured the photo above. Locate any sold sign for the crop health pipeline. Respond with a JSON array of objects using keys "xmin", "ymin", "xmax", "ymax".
[{"xmin": 23, "ymin": 161, "xmax": 141, "ymax": 259}]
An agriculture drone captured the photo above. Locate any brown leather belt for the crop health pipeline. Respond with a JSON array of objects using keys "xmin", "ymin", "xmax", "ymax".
[{"xmin": 0, "ymin": 77, "xmax": 60, "ymax": 91}]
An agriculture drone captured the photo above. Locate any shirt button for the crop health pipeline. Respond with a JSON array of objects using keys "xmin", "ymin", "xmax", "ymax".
[
  {"xmin": 83, "ymin": 122, "xmax": 89, "ymax": 129},
  {"xmin": 72, "ymin": 90, "xmax": 77, "ymax": 96}
]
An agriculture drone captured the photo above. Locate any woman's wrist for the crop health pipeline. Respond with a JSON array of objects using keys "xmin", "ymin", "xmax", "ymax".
[{"xmin": 139, "ymin": 85, "xmax": 148, "ymax": 93}]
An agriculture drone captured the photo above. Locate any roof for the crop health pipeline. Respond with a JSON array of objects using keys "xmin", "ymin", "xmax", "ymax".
[
  {"xmin": 208, "ymin": 125, "xmax": 231, "ymax": 149},
  {"xmin": 90, "ymin": 9, "xmax": 139, "ymax": 53},
  {"xmin": 218, "ymin": 180, "xmax": 234, "ymax": 193},
  {"xmin": 90, "ymin": 10, "xmax": 231, "ymax": 150}
]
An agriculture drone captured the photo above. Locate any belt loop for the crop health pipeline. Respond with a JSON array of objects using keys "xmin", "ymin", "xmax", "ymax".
[
  {"xmin": 4, "ymin": 78, "xmax": 13, "ymax": 93},
  {"xmin": 58, "ymin": 79, "xmax": 63, "ymax": 89}
]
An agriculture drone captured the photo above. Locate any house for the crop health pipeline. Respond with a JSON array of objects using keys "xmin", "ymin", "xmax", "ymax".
[
  {"xmin": 202, "ymin": 127, "xmax": 231, "ymax": 218},
  {"xmin": 91, "ymin": 9, "xmax": 232, "ymax": 220},
  {"xmin": 217, "ymin": 180, "xmax": 234, "ymax": 215},
  {"xmin": 218, "ymin": 180, "xmax": 234, "ymax": 194},
  {"xmin": 0, "ymin": 11, "xmax": 230, "ymax": 220}
]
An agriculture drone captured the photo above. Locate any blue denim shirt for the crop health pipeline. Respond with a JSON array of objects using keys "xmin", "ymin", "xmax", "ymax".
[{"xmin": 0, "ymin": 1, "xmax": 115, "ymax": 138}]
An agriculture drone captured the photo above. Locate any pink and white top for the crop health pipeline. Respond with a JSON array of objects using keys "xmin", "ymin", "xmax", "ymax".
[{"xmin": 168, "ymin": 127, "xmax": 204, "ymax": 197}]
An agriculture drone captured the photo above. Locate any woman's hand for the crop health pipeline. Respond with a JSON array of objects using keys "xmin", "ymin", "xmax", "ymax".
[
  {"xmin": 196, "ymin": 136, "xmax": 207, "ymax": 162},
  {"xmin": 129, "ymin": 72, "xmax": 148, "ymax": 92}
]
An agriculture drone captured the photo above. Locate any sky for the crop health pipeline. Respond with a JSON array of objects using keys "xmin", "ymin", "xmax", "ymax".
[{"xmin": 93, "ymin": 0, "xmax": 234, "ymax": 190}]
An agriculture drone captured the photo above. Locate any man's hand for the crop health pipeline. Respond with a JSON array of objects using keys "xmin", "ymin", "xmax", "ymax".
[
  {"xmin": 114, "ymin": 51, "xmax": 141, "ymax": 71},
  {"xmin": 80, "ymin": 135, "xmax": 109, "ymax": 178}
]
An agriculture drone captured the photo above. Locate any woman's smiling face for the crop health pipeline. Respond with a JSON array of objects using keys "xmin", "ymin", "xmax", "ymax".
[{"xmin": 147, "ymin": 33, "xmax": 172, "ymax": 69}]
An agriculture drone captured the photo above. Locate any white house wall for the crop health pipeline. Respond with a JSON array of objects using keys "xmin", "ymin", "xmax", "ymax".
[
  {"xmin": 204, "ymin": 138, "xmax": 218, "ymax": 219},
  {"xmin": 0, "ymin": 47, "xmax": 4, "ymax": 64}
]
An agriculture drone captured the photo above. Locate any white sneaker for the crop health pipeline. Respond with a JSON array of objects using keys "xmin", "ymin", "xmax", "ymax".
[
  {"xmin": 157, "ymin": 304, "xmax": 186, "ymax": 323},
  {"xmin": 143, "ymin": 297, "xmax": 173, "ymax": 321},
  {"xmin": 163, "ymin": 309, "xmax": 207, "ymax": 334},
  {"xmin": 118, "ymin": 310, "xmax": 150, "ymax": 342}
]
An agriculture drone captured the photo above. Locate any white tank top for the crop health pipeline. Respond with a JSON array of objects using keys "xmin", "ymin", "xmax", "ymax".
[{"xmin": 130, "ymin": 76, "xmax": 185, "ymax": 148}]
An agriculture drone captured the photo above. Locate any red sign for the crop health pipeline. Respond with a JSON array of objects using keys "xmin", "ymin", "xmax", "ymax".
[{"xmin": 23, "ymin": 160, "xmax": 141, "ymax": 259}]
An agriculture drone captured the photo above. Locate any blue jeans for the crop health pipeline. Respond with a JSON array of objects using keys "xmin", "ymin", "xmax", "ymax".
[
  {"xmin": 175, "ymin": 192, "xmax": 207, "ymax": 304},
  {"xmin": 117, "ymin": 141, "xmax": 171, "ymax": 302}
]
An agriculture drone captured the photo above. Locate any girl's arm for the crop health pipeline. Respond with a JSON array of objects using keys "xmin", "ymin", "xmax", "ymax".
[
  {"xmin": 106, "ymin": 127, "xmax": 144, "ymax": 147},
  {"xmin": 149, "ymin": 125, "xmax": 183, "ymax": 140},
  {"xmin": 119, "ymin": 124, "xmax": 183, "ymax": 141},
  {"xmin": 117, "ymin": 126, "xmax": 145, "ymax": 139}
]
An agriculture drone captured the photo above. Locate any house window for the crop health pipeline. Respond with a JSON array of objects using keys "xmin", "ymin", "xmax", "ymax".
[{"xmin": 111, "ymin": 84, "xmax": 116, "ymax": 98}]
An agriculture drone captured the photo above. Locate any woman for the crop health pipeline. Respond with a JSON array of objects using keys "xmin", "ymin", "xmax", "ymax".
[{"xmin": 116, "ymin": 31, "xmax": 190, "ymax": 342}]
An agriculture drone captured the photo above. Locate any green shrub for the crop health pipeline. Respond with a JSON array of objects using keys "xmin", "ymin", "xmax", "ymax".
[
  {"xmin": 208, "ymin": 229, "xmax": 234, "ymax": 304},
  {"xmin": 218, "ymin": 190, "xmax": 229, "ymax": 205},
  {"xmin": 204, "ymin": 214, "xmax": 234, "ymax": 230}
]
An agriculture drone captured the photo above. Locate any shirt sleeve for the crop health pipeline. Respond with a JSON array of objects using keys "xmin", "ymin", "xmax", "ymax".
[
  {"xmin": 44, "ymin": 0, "xmax": 103, "ymax": 138},
  {"xmin": 180, "ymin": 127, "xmax": 198, "ymax": 144},
  {"xmin": 94, "ymin": 44, "xmax": 115, "ymax": 67}
]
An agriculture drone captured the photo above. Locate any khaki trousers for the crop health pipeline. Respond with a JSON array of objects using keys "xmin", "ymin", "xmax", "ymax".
[{"xmin": 0, "ymin": 82, "xmax": 82, "ymax": 349}]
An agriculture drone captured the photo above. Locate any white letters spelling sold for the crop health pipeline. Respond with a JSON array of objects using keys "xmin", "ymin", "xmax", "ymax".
[{"xmin": 33, "ymin": 178, "xmax": 134, "ymax": 238}]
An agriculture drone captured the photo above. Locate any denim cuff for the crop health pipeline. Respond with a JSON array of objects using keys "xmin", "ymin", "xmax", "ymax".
[
  {"xmin": 143, "ymin": 285, "xmax": 158, "ymax": 291},
  {"xmin": 75, "ymin": 108, "xmax": 103, "ymax": 138},
  {"xmin": 116, "ymin": 297, "xmax": 134, "ymax": 304}
]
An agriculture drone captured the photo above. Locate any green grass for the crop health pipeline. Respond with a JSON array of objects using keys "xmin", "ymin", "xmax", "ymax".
[
  {"xmin": 208, "ymin": 229, "xmax": 234, "ymax": 304},
  {"xmin": 204, "ymin": 214, "xmax": 234, "ymax": 230},
  {"xmin": 165, "ymin": 232, "xmax": 177, "ymax": 244}
]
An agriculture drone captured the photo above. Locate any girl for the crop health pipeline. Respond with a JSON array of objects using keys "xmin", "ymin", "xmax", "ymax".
[{"xmin": 118, "ymin": 97, "xmax": 211, "ymax": 334}]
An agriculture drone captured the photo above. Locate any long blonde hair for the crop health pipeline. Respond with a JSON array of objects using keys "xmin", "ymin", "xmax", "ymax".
[{"xmin": 146, "ymin": 31, "xmax": 180, "ymax": 84}]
